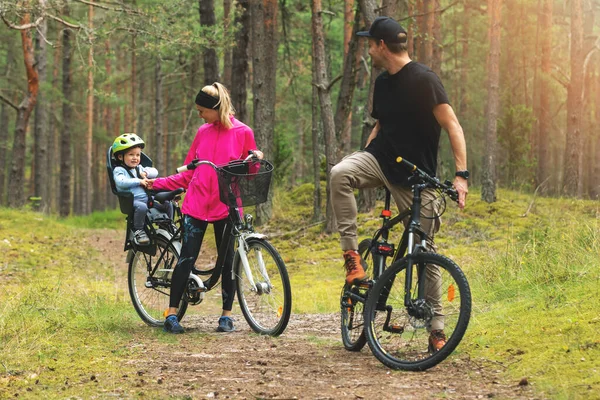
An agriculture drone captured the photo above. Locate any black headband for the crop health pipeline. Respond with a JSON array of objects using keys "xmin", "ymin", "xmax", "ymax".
[{"xmin": 195, "ymin": 90, "xmax": 220, "ymax": 109}]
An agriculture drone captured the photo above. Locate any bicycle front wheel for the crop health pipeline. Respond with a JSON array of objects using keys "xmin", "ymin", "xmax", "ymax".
[
  {"xmin": 235, "ymin": 238, "xmax": 291, "ymax": 336},
  {"xmin": 128, "ymin": 235, "xmax": 187, "ymax": 326},
  {"xmin": 340, "ymin": 238, "xmax": 371, "ymax": 351},
  {"xmin": 364, "ymin": 252, "xmax": 471, "ymax": 371}
]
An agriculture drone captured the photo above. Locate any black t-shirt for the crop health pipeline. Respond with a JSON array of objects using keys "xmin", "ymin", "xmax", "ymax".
[{"xmin": 365, "ymin": 61, "xmax": 449, "ymax": 186}]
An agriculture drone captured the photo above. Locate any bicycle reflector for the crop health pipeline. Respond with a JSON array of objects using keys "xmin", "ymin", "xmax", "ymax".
[
  {"xmin": 448, "ymin": 284, "xmax": 456, "ymax": 302},
  {"xmin": 381, "ymin": 210, "xmax": 392, "ymax": 217}
]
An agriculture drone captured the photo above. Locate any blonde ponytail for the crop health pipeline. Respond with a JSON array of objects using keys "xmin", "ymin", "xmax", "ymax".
[{"xmin": 201, "ymin": 82, "xmax": 235, "ymax": 129}]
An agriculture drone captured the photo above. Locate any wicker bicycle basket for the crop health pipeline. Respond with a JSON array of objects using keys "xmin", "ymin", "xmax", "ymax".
[{"xmin": 217, "ymin": 159, "xmax": 274, "ymax": 207}]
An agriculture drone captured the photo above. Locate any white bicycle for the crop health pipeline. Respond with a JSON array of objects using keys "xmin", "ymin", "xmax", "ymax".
[{"xmin": 128, "ymin": 154, "xmax": 292, "ymax": 336}]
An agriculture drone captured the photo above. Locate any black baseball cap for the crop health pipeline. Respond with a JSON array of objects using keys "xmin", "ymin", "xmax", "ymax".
[{"xmin": 356, "ymin": 16, "xmax": 407, "ymax": 44}]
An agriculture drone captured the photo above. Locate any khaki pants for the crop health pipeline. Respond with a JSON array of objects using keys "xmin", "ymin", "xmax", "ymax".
[{"xmin": 330, "ymin": 151, "xmax": 444, "ymax": 330}]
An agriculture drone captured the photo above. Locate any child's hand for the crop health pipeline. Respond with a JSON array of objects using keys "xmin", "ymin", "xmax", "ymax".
[
  {"xmin": 140, "ymin": 178, "xmax": 150, "ymax": 188},
  {"xmin": 140, "ymin": 171, "xmax": 148, "ymax": 179},
  {"xmin": 146, "ymin": 179, "xmax": 154, "ymax": 190}
]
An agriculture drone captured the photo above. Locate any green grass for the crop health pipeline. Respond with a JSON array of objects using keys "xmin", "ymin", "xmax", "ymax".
[
  {"xmin": 1, "ymin": 186, "xmax": 599, "ymax": 399},
  {"xmin": 0, "ymin": 208, "xmax": 140, "ymax": 398}
]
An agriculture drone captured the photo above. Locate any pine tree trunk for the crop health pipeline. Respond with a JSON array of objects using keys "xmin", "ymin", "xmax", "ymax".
[
  {"xmin": 335, "ymin": 7, "xmax": 361, "ymax": 160},
  {"xmin": 251, "ymin": 0, "xmax": 278, "ymax": 225},
  {"xmin": 0, "ymin": 42, "xmax": 15, "ymax": 206},
  {"xmin": 231, "ymin": 0, "xmax": 250, "ymax": 123},
  {"xmin": 81, "ymin": 4, "xmax": 94, "ymax": 215},
  {"xmin": 223, "ymin": 0, "xmax": 233, "ymax": 87},
  {"xmin": 481, "ymin": 0, "xmax": 502, "ymax": 203},
  {"xmin": 199, "ymin": 0, "xmax": 219, "ymax": 84},
  {"xmin": 131, "ymin": 36, "xmax": 137, "ymax": 133},
  {"xmin": 536, "ymin": 0, "xmax": 552, "ymax": 194},
  {"xmin": 312, "ymin": 0, "xmax": 338, "ymax": 233},
  {"xmin": 104, "ymin": 40, "xmax": 116, "ymax": 209},
  {"xmin": 459, "ymin": 2, "xmax": 469, "ymax": 115},
  {"xmin": 356, "ymin": 0, "xmax": 378, "ymax": 213},
  {"xmin": 311, "ymin": 84, "xmax": 322, "ymax": 222},
  {"xmin": 155, "ymin": 58, "xmax": 164, "ymax": 170},
  {"xmin": 60, "ymin": 17, "xmax": 73, "ymax": 217},
  {"xmin": 563, "ymin": 0, "xmax": 584, "ymax": 196},
  {"xmin": 33, "ymin": 17, "xmax": 48, "ymax": 212},
  {"xmin": 9, "ymin": 13, "xmax": 39, "ymax": 209}
]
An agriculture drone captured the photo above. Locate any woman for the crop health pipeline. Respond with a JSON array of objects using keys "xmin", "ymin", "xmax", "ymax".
[{"xmin": 151, "ymin": 82, "xmax": 263, "ymax": 334}]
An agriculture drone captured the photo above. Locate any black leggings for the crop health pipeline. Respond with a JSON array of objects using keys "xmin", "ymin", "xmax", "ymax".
[{"xmin": 169, "ymin": 215, "xmax": 236, "ymax": 310}]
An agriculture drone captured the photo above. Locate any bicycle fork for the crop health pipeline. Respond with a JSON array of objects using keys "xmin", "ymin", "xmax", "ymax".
[{"xmin": 236, "ymin": 235, "xmax": 272, "ymax": 294}]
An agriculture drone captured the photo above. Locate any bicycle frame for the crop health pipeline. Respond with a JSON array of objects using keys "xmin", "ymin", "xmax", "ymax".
[{"xmin": 172, "ymin": 157, "xmax": 274, "ymax": 301}]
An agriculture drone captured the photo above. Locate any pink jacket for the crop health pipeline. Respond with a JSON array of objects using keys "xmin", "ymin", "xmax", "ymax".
[{"xmin": 153, "ymin": 116, "xmax": 257, "ymax": 221}]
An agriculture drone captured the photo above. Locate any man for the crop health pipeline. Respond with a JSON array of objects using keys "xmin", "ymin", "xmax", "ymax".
[{"xmin": 330, "ymin": 16, "xmax": 468, "ymax": 351}]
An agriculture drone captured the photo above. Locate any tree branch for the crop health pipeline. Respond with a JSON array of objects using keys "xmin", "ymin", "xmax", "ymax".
[
  {"xmin": 0, "ymin": 94, "xmax": 19, "ymax": 111},
  {"xmin": 72, "ymin": 0, "xmax": 145, "ymax": 15},
  {"xmin": 46, "ymin": 14, "xmax": 81, "ymax": 29},
  {"xmin": 326, "ymin": 74, "xmax": 342, "ymax": 91},
  {"xmin": 0, "ymin": 14, "xmax": 44, "ymax": 30},
  {"xmin": 399, "ymin": 1, "xmax": 459, "ymax": 22}
]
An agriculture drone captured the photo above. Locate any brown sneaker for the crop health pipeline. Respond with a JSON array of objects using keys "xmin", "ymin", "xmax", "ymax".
[
  {"xmin": 343, "ymin": 250, "xmax": 367, "ymax": 284},
  {"xmin": 429, "ymin": 329, "xmax": 447, "ymax": 352}
]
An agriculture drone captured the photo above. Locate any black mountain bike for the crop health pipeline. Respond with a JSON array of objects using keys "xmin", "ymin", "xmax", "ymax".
[{"xmin": 340, "ymin": 157, "xmax": 471, "ymax": 371}]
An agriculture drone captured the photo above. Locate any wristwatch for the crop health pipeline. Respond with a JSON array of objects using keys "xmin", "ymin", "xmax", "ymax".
[{"xmin": 455, "ymin": 170, "xmax": 470, "ymax": 180}]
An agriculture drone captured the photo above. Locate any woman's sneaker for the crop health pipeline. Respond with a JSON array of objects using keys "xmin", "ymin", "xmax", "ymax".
[
  {"xmin": 164, "ymin": 315, "xmax": 184, "ymax": 334},
  {"xmin": 216, "ymin": 316, "xmax": 235, "ymax": 332},
  {"xmin": 133, "ymin": 229, "xmax": 150, "ymax": 245}
]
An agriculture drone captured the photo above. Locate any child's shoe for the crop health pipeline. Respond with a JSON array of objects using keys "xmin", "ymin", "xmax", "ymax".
[{"xmin": 133, "ymin": 229, "xmax": 150, "ymax": 245}]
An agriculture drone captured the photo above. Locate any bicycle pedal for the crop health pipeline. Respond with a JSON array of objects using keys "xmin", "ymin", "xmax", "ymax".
[{"xmin": 384, "ymin": 324, "xmax": 404, "ymax": 334}]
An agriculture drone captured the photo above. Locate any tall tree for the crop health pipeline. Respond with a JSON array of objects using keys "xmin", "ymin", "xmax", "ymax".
[
  {"xmin": 535, "ymin": 0, "xmax": 552, "ymax": 193},
  {"xmin": 60, "ymin": 18, "xmax": 73, "ymax": 216},
  {"xmin": 231, "ymin": 0, "xmax": 250, "ymax": 122},
  {"xmin": 251, "ymin": 0, "xmax": 278, "ymax": 224},
  {"xmin": 154, "ymin": 57, "xmax": 165, "ymax": 170},
  {"xmin": 0, "ymin": 38, "xmax": 16, "ymax": 206},
  {"xmin": 563, "ymin": 0, "xmax": 584, "ymax": 196},
  {"xmin": 311, "ymin": 0, "xmax": 338, "ymax": 233},
  {"xmin": 335, "ymin": 6, "xmax": 361, "ymax": 159},
  {"xmin": 199, "ymin": 0, "xmax": 219, "ymax": 84},
  {"xmin": 33, "ymin": 13, "xmax": 48, "ymax": 211},
  {"xmin": 356, "ymin": 0, "xmax": 378, "ymax": 213},
  {"xmin": 7, "ymin": 11, "xmax": 39, "ymax": 208},
  {"xmin": 481, "ymin": 0, "xmax": 502, "ymax": 203},
  {"xmin": 81, "ymin": 4, "xmax": 94, "ymax": 215},
  {"xmin": 222, "ymin": 0, "xmax": 233, "ymax": 87}
]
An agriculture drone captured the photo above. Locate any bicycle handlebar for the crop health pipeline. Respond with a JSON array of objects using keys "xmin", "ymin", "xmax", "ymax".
[
  {"xmin": 176, "ymin": 151, "xmax": 258, "ymax": 173},
  {"xmin": 395, "ymin": 156, "xmax": 459, "ymax": 203}
]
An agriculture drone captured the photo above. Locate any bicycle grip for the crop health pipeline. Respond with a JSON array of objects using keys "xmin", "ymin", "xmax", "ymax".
[
  {"xmin": 176, "ymin": 159, "xmax": 199, "ymax": 173},
  {"xmin": 395, "ymin": 156, "xmax": 417, "ymax": 172}
]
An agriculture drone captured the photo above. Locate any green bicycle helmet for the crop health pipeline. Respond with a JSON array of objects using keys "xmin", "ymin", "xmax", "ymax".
[{"xmin": 112, "ymin": 133, "xmax": 145, "ymax": 155}]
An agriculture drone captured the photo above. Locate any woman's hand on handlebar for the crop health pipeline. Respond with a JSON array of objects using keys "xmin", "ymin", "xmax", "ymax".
[
  {"xmin": 453, "ymin": 176, "xmax": 468, "ymax": 210},
  {"xmin": 249, "ymin": 150, "xmax": 264, "ymax": 160}
]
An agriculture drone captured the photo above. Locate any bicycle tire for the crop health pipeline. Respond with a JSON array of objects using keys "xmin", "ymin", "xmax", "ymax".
[
  {"xmin": 234, "ymin": 237, "xmax": 291, "ymax": 336},
  {"xmin": 340, "ymin": 238, "xmax": 371, "ymax": 351},
  {"xmin": 364, "ymin": 252, "xmax": 471, "ymax": 371},
  {"xmin": 128, "ymin": 234, "xmax": 188, "ymax": 326}
]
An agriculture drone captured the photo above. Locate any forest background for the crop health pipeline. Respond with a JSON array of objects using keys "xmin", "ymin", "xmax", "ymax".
[{"xmin": 0, "ymin": 0, "xmax": 597, "ymax": 224}]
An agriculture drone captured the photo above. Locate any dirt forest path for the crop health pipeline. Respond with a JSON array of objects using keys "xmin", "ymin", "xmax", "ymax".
[{"xmin": 92, "ymin": 229, "xmax": 541, "ymax": 400}]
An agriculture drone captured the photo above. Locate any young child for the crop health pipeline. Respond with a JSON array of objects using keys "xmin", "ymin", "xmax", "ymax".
[{"xmin": 112, "ymin": 133, "xmax": 158, "ymax": 245}]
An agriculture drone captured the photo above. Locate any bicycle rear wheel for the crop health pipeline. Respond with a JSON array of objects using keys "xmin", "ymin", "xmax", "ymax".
[
  {"xmin": 340, "ymin": 238, "xmax": 371, "ymax": 351},
  {"xmin": 128, "ymin": 235, "xmax": 187, "ymax": 326},
  {"xmin": 235, "ymin": 237, "xmax": 291, "ymax": 336},
  {"xmin": 364, "ymin": 252, "xmax": 471, "ymax": 371}
]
